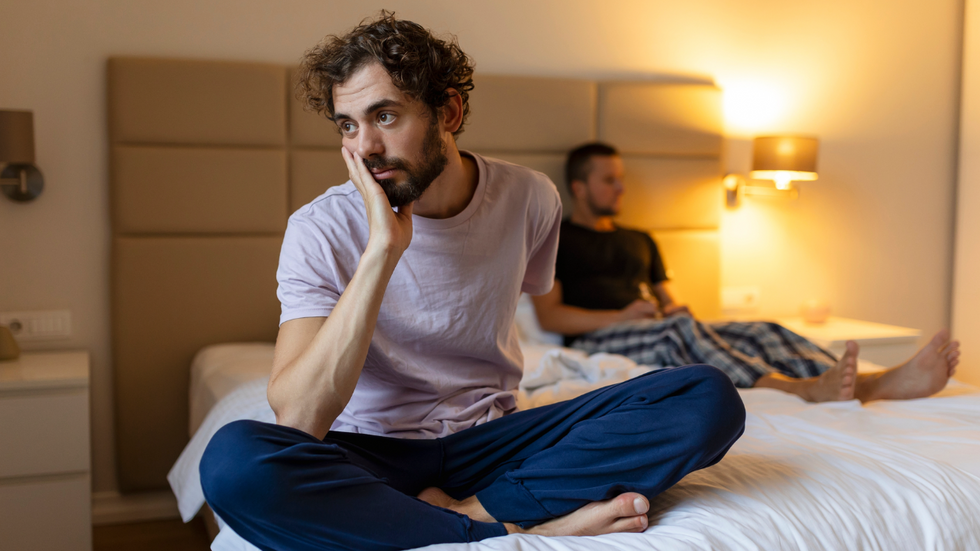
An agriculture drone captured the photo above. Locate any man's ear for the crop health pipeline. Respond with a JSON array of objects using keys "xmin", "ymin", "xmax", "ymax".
[
  {"xmin": 569, "ymin": 179, "xmax": 587, "ymax": 200},
  {"xmin": 440, "ymin": 89, "xmax": 464, "ymax": 134}
]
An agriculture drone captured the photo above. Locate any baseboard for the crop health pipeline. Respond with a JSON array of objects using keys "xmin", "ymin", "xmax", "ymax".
[{"xmin": 92, "ymin": 490, "xmax": 180, "ymax": 525}]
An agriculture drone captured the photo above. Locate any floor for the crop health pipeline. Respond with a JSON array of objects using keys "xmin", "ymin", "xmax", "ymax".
[{"xmin": 93, "ymin": 517, "xmax": 211, "ymax": 551}]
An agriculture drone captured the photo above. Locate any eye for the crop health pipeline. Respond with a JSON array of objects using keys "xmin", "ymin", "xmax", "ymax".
[
  {"xmin": 378, "ymin": 112, "xmax": 396, "ymax": 124},
  {"xmin": 339, "ymin": 121, "xmax": 356, "ymax": 135}
]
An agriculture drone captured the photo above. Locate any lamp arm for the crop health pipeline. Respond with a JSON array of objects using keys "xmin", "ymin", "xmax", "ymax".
[
  {"xmin": 0, "ymin": 163, "xmax": 44, "ymax": 202},
  {"xmin": 0, "ymin": 164, "xmax": 28, "ymax": 192}
]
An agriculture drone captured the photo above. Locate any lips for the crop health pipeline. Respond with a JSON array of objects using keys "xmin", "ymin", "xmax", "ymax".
[{"xmin": 370, "ymin": 167, "xmax": 398, "ymax": 180}]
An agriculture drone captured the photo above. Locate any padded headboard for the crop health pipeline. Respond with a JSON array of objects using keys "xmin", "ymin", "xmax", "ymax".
[{"xmin": 108, "ymin": 57, "xmax": 723, "ymax": 492}]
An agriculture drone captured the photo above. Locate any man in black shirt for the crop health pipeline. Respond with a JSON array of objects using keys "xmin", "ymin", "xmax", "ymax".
[
  {"xmin": 532, "ymin": 143, "xmax": 961, "ymax": 403},
  {"xmin": 536, "ymin": 143, "xmax": 689, "ymax": 343}
]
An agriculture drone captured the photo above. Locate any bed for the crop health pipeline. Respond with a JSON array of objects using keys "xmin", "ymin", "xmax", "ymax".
[
  {"xmin": 106, "ymin": 57, "xmax": 980, "ymax": 550},
  {"xmin": 167, "ymin": 319, "xmax": 980, "ymax": 551}
]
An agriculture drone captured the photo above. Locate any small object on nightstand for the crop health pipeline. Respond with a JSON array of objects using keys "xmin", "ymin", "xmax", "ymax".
[
  {"xmin": 800, "ymin": 299, "xmax": 830, "ymax": 325},
  {"xmin": 0, "ymin": 325, "xmax": 18, "ymax": 360}
]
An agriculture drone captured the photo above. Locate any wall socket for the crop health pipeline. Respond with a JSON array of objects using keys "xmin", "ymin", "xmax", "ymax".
[
  {"xmin": 0, "ymin": 310, "xmax": 72, "ymax": 341},
  {"xmin": 721, "ymin": 286, "xmax": 761, "ymax": 315}
]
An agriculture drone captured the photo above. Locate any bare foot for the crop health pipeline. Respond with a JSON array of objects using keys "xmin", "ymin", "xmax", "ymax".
[
  {"xmin": 752, "ymin": 340, "xmax": 858, "ymax": 402},
  {"xmin": 418, "ymin": 487, "xmax": 650, "ymax": 536},
  {"xmin": 805, "ymin": 340, "xmax": 859, "ymax": 402},
  {"xmin": 418, "ymin": 487, "xmax": 495, "ymax": 522},
  {"xmin": 524, "ymin": 493, "xmax": 650, "ymax": 536},
  {"xmin": 857, "ymin": 330, "xmax": 960, "ymax": 401}
]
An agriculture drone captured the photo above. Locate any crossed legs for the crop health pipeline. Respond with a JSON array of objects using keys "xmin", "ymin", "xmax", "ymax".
[{"xmin": 200, "ymin": 364, "xmax": 745, "ymax": 551}]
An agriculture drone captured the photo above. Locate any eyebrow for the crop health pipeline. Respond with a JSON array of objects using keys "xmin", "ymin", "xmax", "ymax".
[{"xmin": 333, "ymin": 98, "xmax": 404, "ymax": 123}]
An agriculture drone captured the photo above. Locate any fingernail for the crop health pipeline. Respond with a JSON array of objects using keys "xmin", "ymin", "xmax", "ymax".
[{"xmin": 634, "ymin": 497, "xmax": 649, "ymax": 514}]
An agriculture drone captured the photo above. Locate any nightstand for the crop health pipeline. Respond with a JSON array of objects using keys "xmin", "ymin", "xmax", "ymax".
[
  {"xmin": 0, "ymin": 351, "xmax": 92, "ymax": 550},
  {"xmin": 774, "ymin": 316, "xmax": 922, "ymax": 367}
]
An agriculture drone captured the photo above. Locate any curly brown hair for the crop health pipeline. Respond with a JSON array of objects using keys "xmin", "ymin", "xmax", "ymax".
[{"xmin": 296, "ymin": 11, "xmax": 476, "ymax": 137}]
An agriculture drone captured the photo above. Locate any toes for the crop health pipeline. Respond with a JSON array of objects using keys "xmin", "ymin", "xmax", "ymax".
[
  {"xmin": 611, "ymin": 493, "xmax": 648, "ymax": 516},
  {"xmin": 610, "ymin": 514, "xmax": 648, "ymax": 533},
  {"xmin": 932, "ymin": 329, "xmax": 951, "ymax": 347}
]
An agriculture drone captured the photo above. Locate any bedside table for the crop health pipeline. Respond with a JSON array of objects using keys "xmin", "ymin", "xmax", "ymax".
[
  {"xmin": 0, "ymin": 351, "xmax": 92, "ymax": 551},
  {"xmin": 774, "ymin": 317, "xmax": 922, "ymax": 367}
]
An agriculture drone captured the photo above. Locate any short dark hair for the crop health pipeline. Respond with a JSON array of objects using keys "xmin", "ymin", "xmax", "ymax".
[
  {"xmin": 565, "ymin": 142, "xmax": 620, "ymax": 191},
  {"xmin": 296, "ymin": 11, "xmax": 476, "ymax": 137}
]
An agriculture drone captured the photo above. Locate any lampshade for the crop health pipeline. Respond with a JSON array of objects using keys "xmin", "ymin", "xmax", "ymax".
[
  {"xmin": 750, "ymin": 136, "xmax": 818, "ymax": 190},
  {"xmin": 0, "ymin": 110, "xmax": 35, "ymax": 164}
]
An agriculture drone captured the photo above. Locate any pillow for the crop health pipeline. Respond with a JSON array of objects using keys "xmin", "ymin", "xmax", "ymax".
[{"xmin": 514, "ymin": 293, "xmax": 564, "ymax": 347}]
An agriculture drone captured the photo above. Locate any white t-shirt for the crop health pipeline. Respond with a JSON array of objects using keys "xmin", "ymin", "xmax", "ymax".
[{"xmin": 276, "ymin": 152, "xmax": 562, "ymax": 438}]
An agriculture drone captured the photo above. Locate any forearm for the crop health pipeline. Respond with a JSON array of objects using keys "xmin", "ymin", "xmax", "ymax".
[
  {"xmin": 269, "ymin": 245, "xmax": 399, "ymax": 438},
  {"xmin": 535, "ymin": 303, "xmax": 625, "ymax": 335}
]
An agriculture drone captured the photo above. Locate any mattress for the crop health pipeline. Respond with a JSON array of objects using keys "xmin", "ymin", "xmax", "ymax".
[
  {"xmin": 170, "ymin": 342, "xmax": 980, "ymax": 551},
  {"xmin": 188, "ymin": 342, "xmax": 276, "ymax": 435}
]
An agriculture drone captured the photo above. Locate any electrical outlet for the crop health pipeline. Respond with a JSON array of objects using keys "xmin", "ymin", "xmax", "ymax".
[
  {"xmin": 722, "ymin": 286, "xmax": 760, "ymax": 315},
  {"xmin": 0, "ymin": 310, "xmax": 72, "ymax": 341}
]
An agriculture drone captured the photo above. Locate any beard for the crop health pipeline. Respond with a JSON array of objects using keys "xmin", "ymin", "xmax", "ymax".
[{"xmin": 361, "ymin": 119, "xmax": 449, "ymax": 208}]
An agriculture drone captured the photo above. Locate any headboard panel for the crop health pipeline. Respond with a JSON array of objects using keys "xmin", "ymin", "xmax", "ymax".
[{"xmin": 108, "ymin": 57, "xmax": 723, "ymax": 491}]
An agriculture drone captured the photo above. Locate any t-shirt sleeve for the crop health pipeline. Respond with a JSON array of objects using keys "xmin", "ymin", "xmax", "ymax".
[
  {"xmin": 522, "ymin": 185, "xmax": 563, "ymax": 295},
  {"xmin": 276, "ymin": 216, "xmax": 342, "ymax": 325},
  {"xmin": 646, "ymin": 234, "xmax": 669, "ymax": 284}
]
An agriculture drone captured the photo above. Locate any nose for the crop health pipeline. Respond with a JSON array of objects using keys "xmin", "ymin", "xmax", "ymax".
[{"xmin": 352, "ymin": 125, "xmax": 385, "ymax": 159}]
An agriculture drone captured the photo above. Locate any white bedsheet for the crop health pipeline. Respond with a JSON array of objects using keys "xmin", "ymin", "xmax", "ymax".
[{"xmin": 171, "ymin": 343, "xmax": 980, "ymax": 551}]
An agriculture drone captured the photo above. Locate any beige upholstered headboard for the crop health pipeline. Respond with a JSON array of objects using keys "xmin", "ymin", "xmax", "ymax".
[{"xmin": 108, "ymin": 57, "xmax": 723, "ymax": 492}]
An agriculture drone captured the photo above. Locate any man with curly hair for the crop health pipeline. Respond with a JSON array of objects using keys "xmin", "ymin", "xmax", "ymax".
[{"xmin": 200, "ymin": 12, "xmax": 745, "ymax": 551}]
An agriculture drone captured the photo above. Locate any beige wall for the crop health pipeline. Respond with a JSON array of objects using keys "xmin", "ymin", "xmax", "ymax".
[
  {"xmin": 954, "ymin": 0, "xmax": 980, "ymax": 386},
  {"xmin": 0, "ymin": 0, "xmax": 963, "ymax": 493}
]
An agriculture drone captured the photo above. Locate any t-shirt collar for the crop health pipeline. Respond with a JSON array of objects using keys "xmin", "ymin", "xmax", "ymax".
[{"xmin": 412, "ymin": 150, "xmax": 487, "ymax": 230}]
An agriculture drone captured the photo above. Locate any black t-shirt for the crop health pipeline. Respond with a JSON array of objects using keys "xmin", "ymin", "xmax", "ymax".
[{"xmin": 555, "ymin": 220, "xmax": 668, "ymax": 341}]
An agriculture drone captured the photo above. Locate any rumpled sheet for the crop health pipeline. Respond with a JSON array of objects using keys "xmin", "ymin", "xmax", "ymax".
[{"xmin": 169, "ymin": 345, "xmax": 980, "ymax": 551}]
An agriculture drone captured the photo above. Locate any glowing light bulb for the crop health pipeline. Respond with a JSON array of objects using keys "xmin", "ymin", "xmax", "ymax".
[{"xmin": 773, "ymin": 173, "xmax": 793, "ymax": 190}]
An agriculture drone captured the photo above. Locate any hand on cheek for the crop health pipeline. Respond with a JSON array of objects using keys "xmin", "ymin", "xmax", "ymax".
[{"xmin": 341, "ymin": 146, "xmax": 414, "ymax": 257}]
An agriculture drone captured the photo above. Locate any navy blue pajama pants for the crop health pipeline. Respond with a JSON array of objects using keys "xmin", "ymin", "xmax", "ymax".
[{"xmin": 200, "ymin": 364, "xmax": 745, "ymax": 551}]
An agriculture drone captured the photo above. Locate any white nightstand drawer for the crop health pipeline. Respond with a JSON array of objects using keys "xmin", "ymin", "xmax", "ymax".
[
  {"xmin": 0, "ymin": 473, "xmax": 92, "ymax": 551},
  {"xmin": 0, "ymin": 389, "xmax": 90, "ymax": 478}
]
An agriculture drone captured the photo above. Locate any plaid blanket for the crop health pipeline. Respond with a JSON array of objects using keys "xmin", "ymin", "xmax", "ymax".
[{"xmin": 569, "ymin": 315, "xmax": 837, "ymax": 388}]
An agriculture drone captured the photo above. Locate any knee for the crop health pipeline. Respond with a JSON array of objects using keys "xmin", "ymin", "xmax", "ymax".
[
  {"xmin": 200, "ymin": 419, "xmax": 331, "ymax": 519},
  {"xmin": 199, "ymin": 420, "xmax": 268, "ymax": 514},
  {"xmin": 677, "ymin": 365, "xmax": 746, "ymax": 452}
]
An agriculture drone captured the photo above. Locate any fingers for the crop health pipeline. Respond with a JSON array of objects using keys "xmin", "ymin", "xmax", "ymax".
[
  {"xmin": 340, "ymin": 146, "xmax": 360, "ymax": 188},
  {"xmin": 341, "ymin": 147, "xmax": 382, "ymax": 198}
]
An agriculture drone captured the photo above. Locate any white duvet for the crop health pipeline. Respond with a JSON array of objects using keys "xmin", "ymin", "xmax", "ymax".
[{"xmin": 169, "ymin": 344, "xmax": 980, "ymax": 551}]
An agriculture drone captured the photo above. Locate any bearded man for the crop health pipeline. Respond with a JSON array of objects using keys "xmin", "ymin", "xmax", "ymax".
[{"xmin": 200, "ymin": 13, "xmax": 745, "ymax": 551}]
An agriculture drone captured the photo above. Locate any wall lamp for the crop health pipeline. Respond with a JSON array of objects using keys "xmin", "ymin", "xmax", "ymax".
[
  {"xmin": 725, "ymin": 136, "xmax": 819, "ymax": 207},
  {"xmin": 0, "ymin": 110, "xmax": 44, "ymax": 202}
]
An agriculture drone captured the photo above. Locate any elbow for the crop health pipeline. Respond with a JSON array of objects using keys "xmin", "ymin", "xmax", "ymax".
[
  {"xmin": 534, "ymin": 310, "xmax": 562, "ymax": 334},
  {"xmin": 267, "ymin": 386, "xmax": 295, "ymax": 430},
  {"xmin": 266, "ymin": 381, "xmax": 339, "ymax": 439},
  {"xmin": 536, "ymin": 317, "xmax": 559, "ymax": 333}
]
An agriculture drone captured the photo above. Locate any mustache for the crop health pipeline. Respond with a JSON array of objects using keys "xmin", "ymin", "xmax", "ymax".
[{"xmin": 361, "ymin": 156, "xmax": 410, "ymax": 173}]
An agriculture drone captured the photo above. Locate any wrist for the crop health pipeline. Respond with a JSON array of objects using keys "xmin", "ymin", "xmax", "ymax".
[{"xmin": 365, "ymin": 238, "xmax": 404, "ymax": 260}]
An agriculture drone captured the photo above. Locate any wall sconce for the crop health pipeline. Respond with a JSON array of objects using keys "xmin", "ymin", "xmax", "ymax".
[
  {"xmin": 725, "ymin": 136, "xmax": 819, "ymax": 207},
  {"xmin": 0, "ymin": 110, "xmax": 44, "ymax": 202}
]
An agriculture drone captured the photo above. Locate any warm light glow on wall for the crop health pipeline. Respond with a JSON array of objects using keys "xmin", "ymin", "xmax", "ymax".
[{"xmin": 719, "ymin": 79, "xmax": 789, "ymax": 136}]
